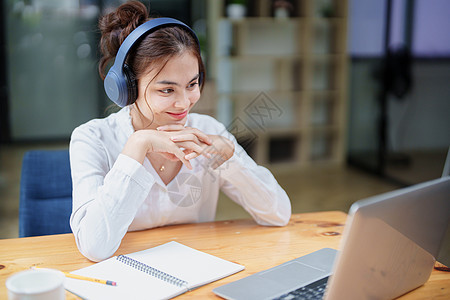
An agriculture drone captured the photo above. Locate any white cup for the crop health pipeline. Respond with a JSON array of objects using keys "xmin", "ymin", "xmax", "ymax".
[{"xmin": 6, "ymin": 269, "xmax": 65, "ymax": 300}]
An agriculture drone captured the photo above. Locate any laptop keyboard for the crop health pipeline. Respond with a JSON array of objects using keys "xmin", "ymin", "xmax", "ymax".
[{"xmin": 273, "ymin": 276, "xmax": 329, "ymax": 300}]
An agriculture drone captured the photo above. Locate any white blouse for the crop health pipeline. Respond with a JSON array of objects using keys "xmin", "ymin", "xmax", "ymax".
[{"xmin": 69, "ymin": 107, "xmax": 291, "ymax": 261}]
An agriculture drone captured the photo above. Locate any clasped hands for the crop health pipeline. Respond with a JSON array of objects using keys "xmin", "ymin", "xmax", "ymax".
[{"xmin": 139, "ymin": 124, "xmax": 235, "ymax": 170}]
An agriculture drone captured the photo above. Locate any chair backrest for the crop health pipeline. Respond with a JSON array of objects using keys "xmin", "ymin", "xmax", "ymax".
[{"xmin": 19, "ymin": 149, "xmax": 73, "ymax": 237}]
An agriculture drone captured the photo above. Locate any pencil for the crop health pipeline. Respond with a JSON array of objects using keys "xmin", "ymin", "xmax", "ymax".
[
  {"xmin": 32, "ymin": 267, "xmax": 117, "ymax": 286},
  {"xmin": 62, "ymin": 271, "xmax": 117, "ymax": 286}
]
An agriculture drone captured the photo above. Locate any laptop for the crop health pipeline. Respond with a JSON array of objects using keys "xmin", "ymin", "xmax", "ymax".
[{"xmin": 213, "ymin": 175, "xmax": 450, "ymax": 300}]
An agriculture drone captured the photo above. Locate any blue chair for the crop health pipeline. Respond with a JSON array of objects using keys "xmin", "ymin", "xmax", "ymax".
[{"xmin": 19, "ymin": 149, "xmax": 73, "ymax": 237}]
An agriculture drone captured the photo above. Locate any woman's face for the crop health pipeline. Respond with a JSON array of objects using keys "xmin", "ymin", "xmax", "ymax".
[{"xmin": 134, "ymin": 51, "xmax": 201, "ymax": 129}]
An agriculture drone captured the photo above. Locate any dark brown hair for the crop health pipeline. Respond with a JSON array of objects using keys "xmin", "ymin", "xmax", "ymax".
[{"xmin": 98, "ymin": 1, "xmax": 205, "ymax": 106}]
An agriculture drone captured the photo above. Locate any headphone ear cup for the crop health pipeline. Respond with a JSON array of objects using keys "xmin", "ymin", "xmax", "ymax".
[{"xmin": 123, "ymin": 64, "xmax": 138, "ymax": 105}]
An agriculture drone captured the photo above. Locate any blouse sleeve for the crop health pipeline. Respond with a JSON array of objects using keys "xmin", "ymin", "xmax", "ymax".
[
  {"xmin": 206, "ymin": 119, "xmax": 292, "ymax": 226},
  {"xmin": 69, "ymin": 125, "xmax": 155, "ymax": 262}
]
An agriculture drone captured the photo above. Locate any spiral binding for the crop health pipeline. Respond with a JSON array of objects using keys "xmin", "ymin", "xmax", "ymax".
[{"xmin": 117, "ymin": 255, "xmax": 189, "ymax": 288}]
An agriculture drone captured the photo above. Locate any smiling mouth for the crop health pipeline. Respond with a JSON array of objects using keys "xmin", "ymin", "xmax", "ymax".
[{"xmin": 167, "ymin": 110, "xmax": 188, "ymax": 120}]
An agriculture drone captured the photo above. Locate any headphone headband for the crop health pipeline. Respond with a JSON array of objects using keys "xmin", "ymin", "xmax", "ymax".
[{"xmin": 104, "ymin": 17, "xmax": 200, "ymax": 107}]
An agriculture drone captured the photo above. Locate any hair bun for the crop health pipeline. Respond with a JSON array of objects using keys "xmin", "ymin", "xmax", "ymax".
[
  {"xmin": 98, "ymin": 1, "xmax": 149, "ymax": 79},
  {"xmin": 116, "ymin": 2, "xmax": 148, "ymax": 29}
]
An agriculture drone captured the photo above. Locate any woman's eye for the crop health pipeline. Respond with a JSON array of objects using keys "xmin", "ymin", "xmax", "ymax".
[
  {"xmin": 160, "ymin": 88, "xmax": 174, "ymax": 94},
  {"xmin": 188, "ymin": 82, "xmax": 199, "ymax": 89}
]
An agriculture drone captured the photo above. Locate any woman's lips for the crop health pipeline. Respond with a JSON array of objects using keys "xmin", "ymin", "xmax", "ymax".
[{"xmin": 167, "ymin": 110, "xmax": 188, "ymax": 120}]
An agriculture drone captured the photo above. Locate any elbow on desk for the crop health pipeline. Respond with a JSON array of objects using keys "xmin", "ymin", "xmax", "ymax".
[
  {"xmin": 255, "ymin": 213, "xmax": 290, "ymax": 227},
  {"xmin": 80, "ymin": 247, "xmax": 115, "ymax": 262},
  {"xmin": 72, "ymin": 229, "xmax": 119, "ymax": 262},
  {"xmin": 70, "ymin": 210, "xmax": 122, "ymax": 262},
  {"xmin": 277, "ymin": 212, "xmax": 291, "ymax": 226},
  {"xmin": 274, "ymin": 208, "xmax": 292, "ymax": 226},
  {"xmin": 255, "ymin": 202, "xmax": 292, "ymax": 227},
  {"xmin": 262, "ymin": 181, "xmax": 292, "ymax": 226},
  {"xmin": 270, "ymin": 193, "xmax": 292, "ymax": 226},
  {"xmin": 75, "ymin": 241, "xmax": 119, "ymax": 262}
]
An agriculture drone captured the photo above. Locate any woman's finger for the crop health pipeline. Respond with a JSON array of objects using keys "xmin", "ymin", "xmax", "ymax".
[
  {"xmin": 160, "ymin": 153, "xmax": 180, "ymax": 161},
  {"xmin": 185, "ymin": 152, "xmax": 199, "ymax": 160},
  {"xmin": 170, "ymin": 133, "xmax": 200, "ymax": 143},
  {"xmin": 176, "ymin": 141, "xmax": 208, "ymax": 157},
  {"xmin": 156, "ymin": 124, "xmax": 184, "ymax": 131},
  {"xmin": 190, "ymin": 130, "xmax": 212, "ymax": 145},
  {"xmin": 159, "ymin": 125, "xmax": 212, "ymax": 145},
  {"xmin": 167, "ymin": 145, "xmax": 193, "ymax": 169}
]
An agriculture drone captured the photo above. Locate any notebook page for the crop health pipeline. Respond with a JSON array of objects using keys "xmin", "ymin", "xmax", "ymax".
[
  {"xmin": 64, "ymin": 255, "xmax": 186, "ymax": 300},
  {"xmin": 128, "ymin": 241, "xmax": 245, "ymax": 289}
]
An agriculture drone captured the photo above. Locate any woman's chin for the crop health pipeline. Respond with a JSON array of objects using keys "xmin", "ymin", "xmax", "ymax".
[{"xmin": 168, "ymin": 118, "xmax": 188, "ymax": 126}]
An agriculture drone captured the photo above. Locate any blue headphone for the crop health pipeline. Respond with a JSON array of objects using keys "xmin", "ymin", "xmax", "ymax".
[{"xmin": 103, "ymin": 17, "xmax": 201, "ymax": 107}]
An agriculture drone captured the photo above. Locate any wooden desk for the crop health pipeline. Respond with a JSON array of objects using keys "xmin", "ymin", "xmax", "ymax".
[{"xmin": 0, "ymin": 211, "xmax": 448, "ymax": 299}]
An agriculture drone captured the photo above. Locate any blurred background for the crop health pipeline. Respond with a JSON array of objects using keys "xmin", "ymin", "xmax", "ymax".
[{"xmin": 0, "ymin": 0, "xmax": 449, "ymax": 264}]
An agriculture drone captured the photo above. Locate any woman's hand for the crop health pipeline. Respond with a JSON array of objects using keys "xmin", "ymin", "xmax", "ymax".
[
  {"xmin": 157, "ymin": 125, "xmax": 235, "ymax": 169},
  {"xmin": 156, "ymin": 125, "xmax": 213, "ymax": 160},
  {"xmin": 202, "ymin": 134, "xmax": 235, "ymax": 169},
  {"xmin": 122, "ymin": 125, "xmax": 213, "ymax": 170}
]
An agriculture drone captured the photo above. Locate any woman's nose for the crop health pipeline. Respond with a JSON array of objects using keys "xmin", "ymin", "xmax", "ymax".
[{"xmin": 174, "ymin": 91, "xmax": 191, "ymax": 108}]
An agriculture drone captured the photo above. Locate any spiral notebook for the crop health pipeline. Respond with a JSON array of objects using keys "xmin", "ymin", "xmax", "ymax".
[{"xmin": 64, "ymin": 241, "xmax": 244, "ymax": 300}]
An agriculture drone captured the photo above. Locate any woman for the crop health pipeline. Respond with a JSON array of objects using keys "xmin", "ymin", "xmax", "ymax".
[{"xmin": 70, "ymin": 0, "xmax": 291, "ymax": 262}]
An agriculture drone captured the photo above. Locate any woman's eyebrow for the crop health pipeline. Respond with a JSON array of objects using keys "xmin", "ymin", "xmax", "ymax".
[
  {"xmin": 156, "ymin": 80, "xmax": 179, "ymax": 86},
  {"xmin": 189, "ymin": 74, "xmax": 200, "ymax": 82},
  {"xmin": 156, "ymin": 74, "xmax": 200, "ymax": 86}
]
